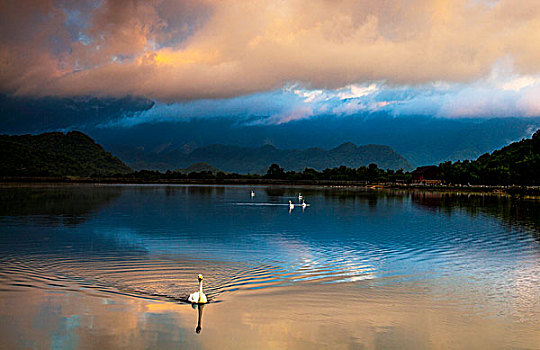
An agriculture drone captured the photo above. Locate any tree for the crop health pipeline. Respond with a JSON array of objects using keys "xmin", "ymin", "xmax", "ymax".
[{"xmin": 265, "ymin": 164, "xmax": 285, "ymax": 178}]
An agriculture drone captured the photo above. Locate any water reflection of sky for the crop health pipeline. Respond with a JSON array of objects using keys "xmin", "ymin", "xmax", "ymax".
[{"xmin": 0, "ymin": 185, "xmax": 539, "ymax": 319}]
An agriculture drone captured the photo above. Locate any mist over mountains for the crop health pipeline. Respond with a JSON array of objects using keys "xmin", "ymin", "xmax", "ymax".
[{"xmin": 1, "ymin": 94, "xmax": 539, "ymax": 168}]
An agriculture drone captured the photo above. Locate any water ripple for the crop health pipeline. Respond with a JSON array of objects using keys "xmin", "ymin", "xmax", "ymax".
[{"xmin": 1, "ymin": 186, "xmax": 539, "ymax": 323}]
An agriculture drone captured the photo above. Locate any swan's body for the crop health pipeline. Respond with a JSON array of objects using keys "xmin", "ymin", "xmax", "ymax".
[
  {"xmin": 301, "ymin": 199, "xmax": 308, "ymax": 208},
  {"xmin": 188, "ymin": 291, "xmax": 207, "ymax": 304},
  {"xmin": 250, "ymin": 190, "xmax": 255, "ymax": 197},
  {"xmin": 298, "ymin": 193, "xmax": 303, "ymax": 201},
  {"xmin": 289, "ymin": 200, "xmax": 295, "ymax": 210},
  {"xmin": 188, "ymin": 274, "xmax": 208, "ymax": 304}
]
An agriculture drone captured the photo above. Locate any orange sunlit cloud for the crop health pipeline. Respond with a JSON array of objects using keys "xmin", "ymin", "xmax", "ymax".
[{"xmin": 1, "ymin": 0, "xmax": 540, "ymax": 102}]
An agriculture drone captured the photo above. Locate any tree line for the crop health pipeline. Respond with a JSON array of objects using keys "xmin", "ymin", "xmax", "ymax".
[{"xmin": 117, "ymin": 163, "xmax": 410, "ymax": 183}]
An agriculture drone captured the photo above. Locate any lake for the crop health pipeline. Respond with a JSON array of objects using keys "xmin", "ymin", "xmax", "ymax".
[{"xmin": 0, "ymin": 184, "xmax": 539, "ymax": 349}]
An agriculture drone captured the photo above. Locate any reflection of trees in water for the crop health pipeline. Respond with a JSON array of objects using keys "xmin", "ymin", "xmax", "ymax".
[
  {"xmin": 410, "ymin": 191, "xmax": 540, "ymax": 240},
  {"xmin": 265, "ymin": 187, "xmax": 286, "ymax": 197},
  {"xmin": 264, "ymin": 187, "xmax": 292, "ymax": 204},
  {"xmin": 133, "ymin": 185, "xmax": 216, "ymax": 198},
  {"xmin": 319, "ymin": 188, "xmax": 410, "ymax": 211},
  {"xmin": 134, "ymin": 184, "xmax": 226, "ymax": 201},
  {"xmin": 263, "ymin": 187, "xmax": 413, "ymax": 217},
  {"xmin": 0, "ymin": 185, "xmax": 149, "ymax": 255},
  {"xmin": 0, "ymin": 185, "xmax": 123, "ymax": 227},
  {"xmin": 165, "ymin": 185, "xmax": 183, "ymax": 198},
  {"xmin": 187, "ymin": 186, "xmax": 215, "ymax": 197},
  {"xmin": 263, "ymin": 187, "xmax": 413, "ymax": 213},
  {"xmin": 164, "ymin": 185, "xmax": 225, "ymax": 198}
]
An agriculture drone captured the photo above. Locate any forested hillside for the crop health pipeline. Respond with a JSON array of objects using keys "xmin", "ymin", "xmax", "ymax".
[
  {"xmin": 0, "ymin": 131, "xmax": 131, "ymax": 177},
  {"xmin": 437, "ymin": 130, "xmax": 540, "ymax": 185}
]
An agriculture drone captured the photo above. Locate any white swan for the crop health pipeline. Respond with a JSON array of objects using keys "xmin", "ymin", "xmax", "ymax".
[
  {"xmin": 250, "ymin": 190, "xmax": 255, "ymax": 197},
  {"xmin": 188, "ymin": 274, "xmax": 208, "ymax": 304},
  {"xmin": 301, "ymin": 199, "xmax": 308, "ymax": 209},
  {"xmin": 289, "ymin": 200, "xmax": 295, "ymax": 210},
  {"xmin": 298, "ymin": 193, "xmax": 303, "ymax": 201}
]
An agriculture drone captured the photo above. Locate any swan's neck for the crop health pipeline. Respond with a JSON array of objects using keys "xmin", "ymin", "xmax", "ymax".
[{"xmin": 198, "ymin": 280, "xmax": 204, "ymax": 296}]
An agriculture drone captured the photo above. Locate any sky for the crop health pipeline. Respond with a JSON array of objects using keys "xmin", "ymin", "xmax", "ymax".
[{"xmin": 1, "ymin": 0, "xmax": 540, "ymax": 127}]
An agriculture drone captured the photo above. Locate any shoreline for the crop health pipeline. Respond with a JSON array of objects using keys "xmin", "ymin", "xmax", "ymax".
[{"xmin": 2, "ymin": 176, "xmax": 539, "ymax": 197}]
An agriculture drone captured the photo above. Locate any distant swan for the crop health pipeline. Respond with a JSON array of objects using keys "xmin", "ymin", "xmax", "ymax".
[
  {"xmin": 302, "ymin": 199, "xmax": 308, "ymax": 209},
  {"xmin": 188, "ymin": 274, "xmax": 208, "ymax": 304},
  {"xmin": 298, "ymin": 193, "xmax": 303, "ymax": 201},
  {"xmin": 289, "ymin": 200, "xmax": 295, "ymax": 210},
  {"xmin": 251, "ymin": 190, "xmax": 255, "ymax": 197}
]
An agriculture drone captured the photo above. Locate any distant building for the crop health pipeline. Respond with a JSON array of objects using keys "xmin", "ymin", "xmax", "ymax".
[{"xmin": 411, "ymin": 166, "xmax": 442, "ymax": 185}]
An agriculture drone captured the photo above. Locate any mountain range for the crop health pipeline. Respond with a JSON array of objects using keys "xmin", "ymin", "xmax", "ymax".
[
  {"xmin": 2, "ymin": 95, "xmax": 540, "ymax": 168},
  {"xmin": 121, "ymin": 142, "xmax": 412, "ymax": 173}
]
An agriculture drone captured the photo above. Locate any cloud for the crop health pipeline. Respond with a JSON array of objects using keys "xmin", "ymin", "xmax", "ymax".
[
  {"xmin": 391, "ymin": 60, "xmax": 540, "ymax": 118},
  {"xmin": 1, "ymin": 0, "xmax": 540, "ymax": 103},
  {"xmin": 99, "ymin": 64, "xmax": 540, "ymax": 128}
]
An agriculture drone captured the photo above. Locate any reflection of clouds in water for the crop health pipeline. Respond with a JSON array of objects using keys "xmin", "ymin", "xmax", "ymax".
[
  {"xmin": 245, "ymin": 233, "xmax": 380, "ymax": 286},
  {"xmin": 4, "ymin": 283, "xmax": 538, "ymax": 349},
  {"xmin": 506, "ymin": 264, "xmax": 540, "ymax": 321},
  {"xmin": 407, "ymin": 191, "xmax": 540, "ymax": 319},
  {"xmin": 95, "ymin": 227, "xmax": 148, "ymax": 252},
  {"xmin": 34, "ymin": 187, "xmax": 540, "ymax": 316},
  {"xmin": 2, "ymin": 185, "xmax": 540, "ymax": 326}
]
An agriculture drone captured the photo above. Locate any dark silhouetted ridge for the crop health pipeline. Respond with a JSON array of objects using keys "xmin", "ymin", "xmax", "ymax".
[{"xmin": 0, "ymin": 131, "xmax": 131, "ymax": 177}]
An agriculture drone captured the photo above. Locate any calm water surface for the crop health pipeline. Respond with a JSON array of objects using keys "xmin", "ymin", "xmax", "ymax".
[{"xmin": 0, "ymin": 184, "xmax": 539, "ymax": 349}]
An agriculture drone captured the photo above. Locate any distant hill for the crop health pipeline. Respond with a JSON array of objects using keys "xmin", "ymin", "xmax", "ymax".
[
  {"xmin": 435, "ymin": 129, "xmax": 540, "ymax": 185},
  {"xmin": 125, "ymin": 142, "xmax": 412, "ymax": 173},
  {"xmin": 176, "ymin": 162, "xmax": 222, "ymax": 174},
  {"xmin": 0, "ymin": 131, "xmax": 131, "ymax": 177}
]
